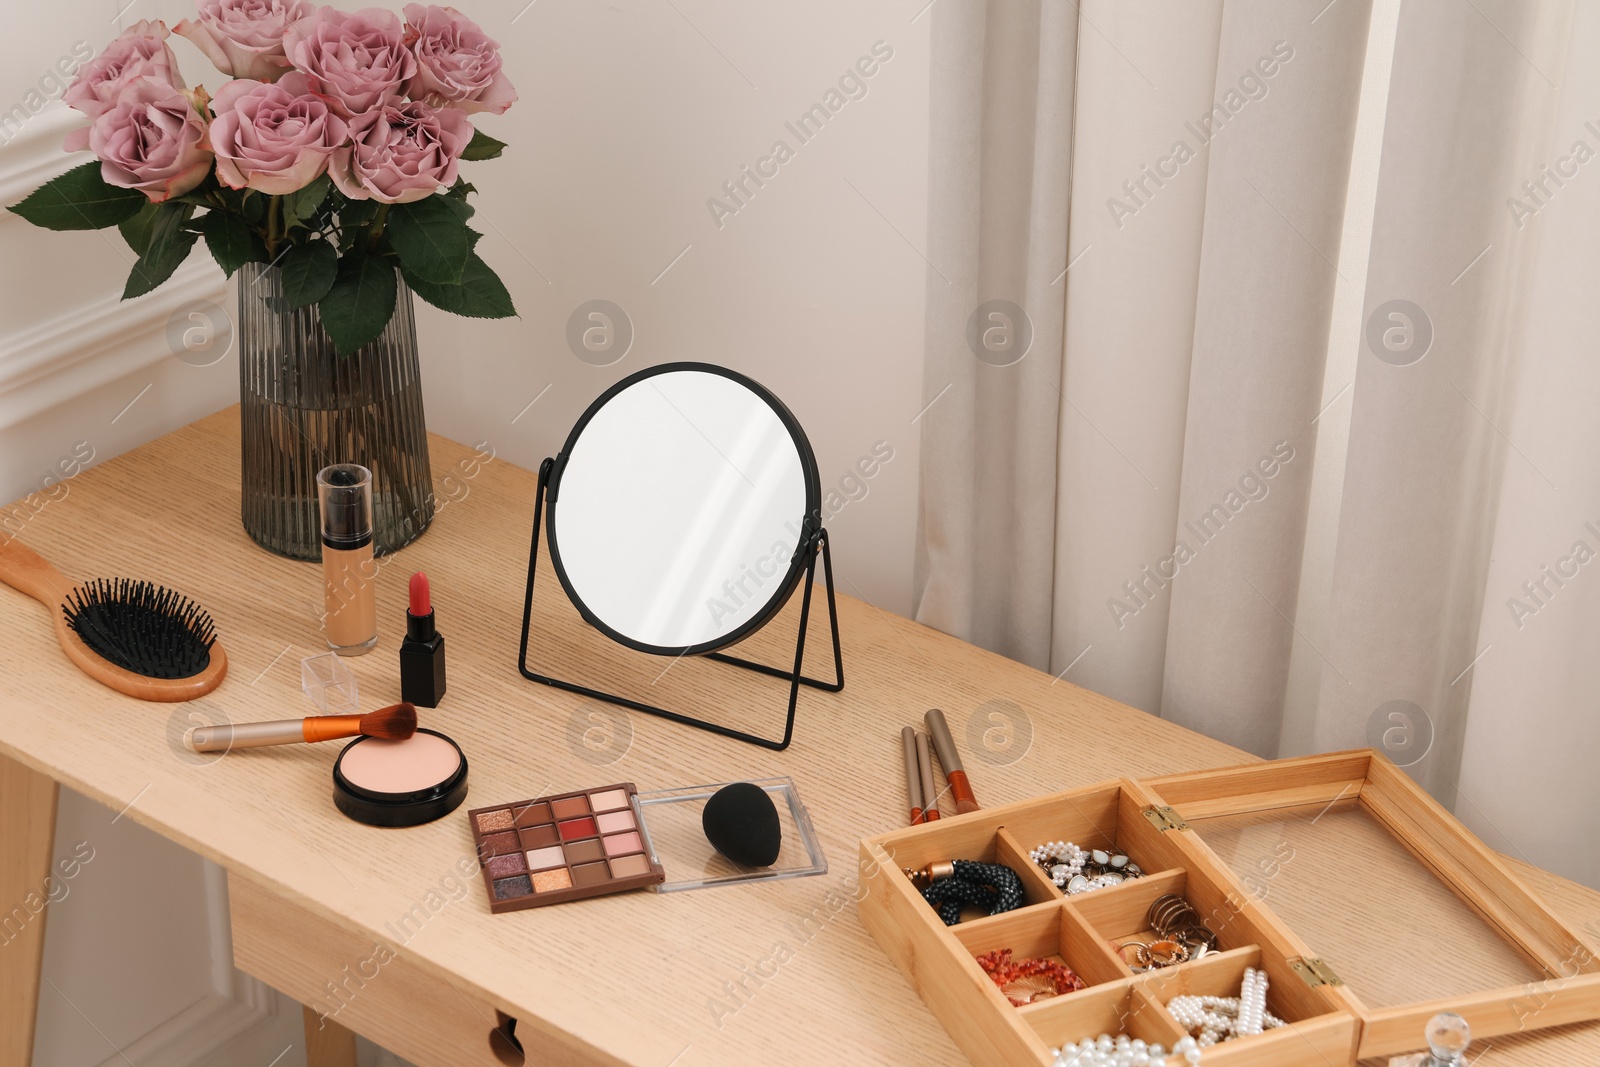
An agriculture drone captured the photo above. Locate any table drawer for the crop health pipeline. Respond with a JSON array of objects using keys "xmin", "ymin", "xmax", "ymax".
[{"xmin": 228, "ymin": 873, "xmax": 611, "ymax": 1067}]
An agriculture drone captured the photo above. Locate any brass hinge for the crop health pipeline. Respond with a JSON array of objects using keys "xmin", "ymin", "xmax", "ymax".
[
  {"xmin": 1289, "ymin": 956, "xmax": 1344, "ymax": 987},
  {"xmin": 1141, "ymin": 806, "xmax": 1189, "ymax": 832}
]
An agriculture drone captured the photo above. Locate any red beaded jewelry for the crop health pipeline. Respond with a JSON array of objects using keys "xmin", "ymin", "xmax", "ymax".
[{"xmin": 974, "ymin": 948, "xmax": 1086, "ymax": 1006}]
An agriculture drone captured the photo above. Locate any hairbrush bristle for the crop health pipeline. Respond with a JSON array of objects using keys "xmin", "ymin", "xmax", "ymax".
[
  {"xmin": 359, "ymin": 702, "xmax": 418, "ymax": 741},
  {"xmin": 62, "ymin": 578, "xmax": 216, "ymax": 680}
]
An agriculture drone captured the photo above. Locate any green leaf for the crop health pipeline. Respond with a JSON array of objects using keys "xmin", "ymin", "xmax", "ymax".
[
  {"xmin": 280, "ymin": 240, "xmax": 338, "ymax": 308},
  {"xmin": 458, "ymin": 128, "xmax": 506, "ymax": 162},
  {"xmin": 282, "ymin": 175, "xmax": 331, "ymax": 229},
  {"xmin": 319, "ymin": 252, "xmax": 397, "ymax": 355},
  {"xmin": 118, "ymin": 200, "xmax": 163, "ymax": 255},
  {"xmin": 243, "ymin": 191, "xmax": 267, "ymax": 224},
  {"xmin": 404, "ymin": 251, "xmax": 515, "ymax": 319},
  {"xmin": 123, "ymin": 203, "xmax": 197, "ymax": 299},
  {"xmin": 338, "ymin": 198, "xmax": 380, "ymax": 230},
  {"xmin": 9, "ymin": 161, "xmax": 147, "ymax": 230},
  {"xmin": 386, "ymin": 197, "xmax": 471, "ymax": 285},
  {"xmin": 196, "ymin": 210, "xmax": 267, "ymax": 278}
]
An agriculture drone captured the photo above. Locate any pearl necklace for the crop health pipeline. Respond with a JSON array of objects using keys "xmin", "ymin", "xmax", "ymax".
[
  {"xmin": 1051, "ymin": 1033, "xmax": 1202, "ymax": 1066},
  {"xmin": 1165, "ymin": 967, "xmax": 1283, "ymax": 1047}
]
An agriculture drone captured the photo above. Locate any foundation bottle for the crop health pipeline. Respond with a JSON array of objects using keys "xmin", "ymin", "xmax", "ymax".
[{"xmin": 317, "ymin": 464, "xmax": 378, "ymax": 654}]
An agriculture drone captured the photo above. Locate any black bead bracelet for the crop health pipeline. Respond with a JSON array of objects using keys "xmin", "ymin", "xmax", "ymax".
[{"xmin": 919, "ymin": 860, "xmax": 1025, "ymax": 926}]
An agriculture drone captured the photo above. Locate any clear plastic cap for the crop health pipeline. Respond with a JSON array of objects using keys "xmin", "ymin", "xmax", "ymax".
[{"xmin": 317, "ymin": 464, "xmax": 373, "ymax": 548}]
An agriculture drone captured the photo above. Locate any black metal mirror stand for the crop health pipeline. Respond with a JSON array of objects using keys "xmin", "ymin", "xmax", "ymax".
[{"xmin": 516, "ymin": 458, "xmax": 844, "ymax": 751}]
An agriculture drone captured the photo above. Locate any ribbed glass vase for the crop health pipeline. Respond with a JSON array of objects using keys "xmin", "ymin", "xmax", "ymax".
[{"xmin": 237, "ymin": 262, "xmax": 434, "ymax": 561}]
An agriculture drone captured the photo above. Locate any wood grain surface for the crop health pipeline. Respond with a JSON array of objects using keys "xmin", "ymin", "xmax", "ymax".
[{"xmin": 0, "ymin": 407, "xmax": 1595, "ymax": 1066}]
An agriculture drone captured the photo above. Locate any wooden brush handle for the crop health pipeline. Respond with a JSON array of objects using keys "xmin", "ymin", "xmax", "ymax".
[
  {"xmin": 0, "ymin": 536, "xmax": 77, "ymax": 607},
  {"xmin": 186, "ymin": 716, "xmax": 363, "ymax": 752}
]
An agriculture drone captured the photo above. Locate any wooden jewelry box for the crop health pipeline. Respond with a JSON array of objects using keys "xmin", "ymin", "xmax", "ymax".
[{"xmin": 859, "ymin": 750, "xmax": 1600, "ymax": 1065}]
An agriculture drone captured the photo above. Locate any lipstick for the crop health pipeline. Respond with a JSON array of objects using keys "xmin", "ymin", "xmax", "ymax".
[{"xmin": 399, "ymin": 571, "xmax": 446, "ymax": 707}]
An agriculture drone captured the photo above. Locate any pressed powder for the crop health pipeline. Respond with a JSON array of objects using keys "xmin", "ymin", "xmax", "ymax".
[
  {"xmin": 333, "ymin": 728, "xmax": 468, "ymax": 828},
  {"xmin": 341, "ymin": 732, "xmax": 462, "ymax": 793}
]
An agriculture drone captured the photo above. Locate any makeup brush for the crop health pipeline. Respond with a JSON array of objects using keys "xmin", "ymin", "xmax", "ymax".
[
  {"xmin": 915, "ymin": 731, "xmax": 941, "ymax": 821},
  {"xmin": 184, "ymin": 703, "xmax": 417, "ymax": 753},
  {"xmin": 0, "ymin": 536, "xmax": 226, "ymax": 702},
  {"xmin": 925, "ymin": 707, "xmax": 981, "ymax": 814},
  {"xmin": 902, "ymin": 726, "xmax": 925, "ymax": 825}
]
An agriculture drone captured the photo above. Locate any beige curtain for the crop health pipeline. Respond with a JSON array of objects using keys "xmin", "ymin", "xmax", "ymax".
[{"xmin": 917, "ymin": 0, "xmax": 1600, "ymax": 889}]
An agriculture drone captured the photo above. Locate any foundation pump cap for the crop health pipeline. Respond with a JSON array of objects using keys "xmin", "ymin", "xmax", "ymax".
[{"xmin": 317, "ymin": 464, "xmax": 373, "ymax": 547}]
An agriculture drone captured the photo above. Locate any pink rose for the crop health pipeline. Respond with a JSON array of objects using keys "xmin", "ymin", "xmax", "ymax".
[
  {"xmin": 175, "ymin": 0, "xmax": 314, "ymax": 81},
  {"xmin": 208, "ymin": 73, "xmax": 348, "ymax": 195},
  {"xmin": 63, "ymin": 21, "xmax": 184, "ymax": 150},
  {"xmin": 283, "ymin": 7, "xmax": 416, "ymax": 117},
  {"xmin": 329, "ymin": 99, "xmax": 470, "ymax": 203},
  {"xmin": 402, "ymin": 5, "xmax": 516, "ymax": 115},
  {"xmin": 89, "ymin": 80, "xmax": 213, "ymax": 202}
]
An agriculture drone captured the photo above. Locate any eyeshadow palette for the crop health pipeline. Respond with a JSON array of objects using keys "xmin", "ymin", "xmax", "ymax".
[{"xmin": 468, "ymin": 782, "xmax": 663, "ymax": 912}]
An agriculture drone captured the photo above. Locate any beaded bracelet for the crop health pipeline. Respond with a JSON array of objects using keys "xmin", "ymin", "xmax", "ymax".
[{"xmin": 906, "ymin": 859, "xmax": 1025, "ymax": 925}]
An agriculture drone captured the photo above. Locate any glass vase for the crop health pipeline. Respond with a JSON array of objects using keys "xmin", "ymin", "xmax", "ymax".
[{"xmin": 237, "ymin": 262, "xmax": 434, "ymax": 561}]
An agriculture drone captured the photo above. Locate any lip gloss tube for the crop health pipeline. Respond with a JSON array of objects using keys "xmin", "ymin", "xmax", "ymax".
[{"xmin": 318, "ymin": 464, "xmax": 377, "ymax": 655}]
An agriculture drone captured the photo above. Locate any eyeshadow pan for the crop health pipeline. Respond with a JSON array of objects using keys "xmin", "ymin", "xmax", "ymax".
[
  {"xmin": 596, "ymin": 810, "xmax": 634, "ymax": 834},
  {"xmin": 485, "ymin": 853, "xmax": 525, "ymax": 878},
  {"xmin": 468, "ymin": 782, "xmax": 663, "ymax": 913},
  {"xmin": 494, "ymin": 875, "xmax": 531, "ymax": 900},
  {"xmin": 476, "ymin": 809, "xmax": 514, "ymax": 833},
  {"xmin": 551, "ymin": 796, "xmax": 590, "ymax": 820},
  {"xmin": 513, "ymin": 802, "xmax": 552, "ymax": 828},
  {"xmin": 526, "ymin": 846, "xmax": 564, "ymax": 870},
  {"xmin": 565, "ymin": 838, "xmax": 604, "ymax": 864},
  {"xmin": 609, "ymin": 853, "xmax": 650, "ymax": 878},
  {"xmin": 520, "ymin": 825, "xmax": 559, "ymax": 850},
  {"xmin": 533, "ymin": 868, "xmax": 572, "ymax": 892},
  {"xmin": 481, "ymin": 831, "xmax": 519, "ymax": 856},
  {"xmin": 559, "ymin": 816, "xmax": 597, "ymax": 841},
  {"xmin": 604, "ymin": 831, "xmax": 643, "ymax": 858},
  {"xmin": 572, "ymin": 861, "xmax": 610, "ymax": 887}
]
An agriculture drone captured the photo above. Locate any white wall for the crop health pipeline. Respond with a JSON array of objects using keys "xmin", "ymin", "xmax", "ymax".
[
  {"xmin": 1, "ymin": 1, "xmax": 928, "ymax": 1064},
  {"xmin": 414, "ymin": 0, "xmax": 929, "ymax": 618}
]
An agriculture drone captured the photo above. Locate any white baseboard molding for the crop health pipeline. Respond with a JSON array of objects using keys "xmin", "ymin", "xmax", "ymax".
[{"xmin": 96, "ymin": 977, "xmax": 284, "ymax": 1067}]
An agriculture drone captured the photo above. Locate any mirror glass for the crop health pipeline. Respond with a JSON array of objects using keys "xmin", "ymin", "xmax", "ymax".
[{"xmin": 548, "ymin": 366, "xmax": 818, "ymax": 654}]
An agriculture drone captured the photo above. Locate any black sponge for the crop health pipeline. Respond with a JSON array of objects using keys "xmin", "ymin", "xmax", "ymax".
[{"xmin": 702, "ymin": 782, "xmax": 781, "ymax": 867}]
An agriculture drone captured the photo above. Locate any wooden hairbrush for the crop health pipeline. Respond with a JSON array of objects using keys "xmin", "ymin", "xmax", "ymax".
[{"xmin": 0, "ymin": 536, "xmax": 227, "ymax": 701}]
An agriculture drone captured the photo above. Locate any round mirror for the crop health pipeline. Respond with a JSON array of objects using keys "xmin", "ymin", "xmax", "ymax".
[{"xmin": 546, "ymin": 363, "xmax": 821, "ymax": 656}]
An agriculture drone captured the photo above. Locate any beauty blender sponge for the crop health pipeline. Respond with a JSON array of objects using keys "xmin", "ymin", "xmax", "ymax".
[{"xmin": 702, "ymin": 782, "xmax": 782, "ymax": 867}]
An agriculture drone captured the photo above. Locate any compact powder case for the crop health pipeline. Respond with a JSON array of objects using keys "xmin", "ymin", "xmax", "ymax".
[
  {"xmin": 468, "ymin": 782, "xmax": 664, "ymax": 911},
  {"xmin": 333, "ymin": 728, "xmax": 469, "ymax": 828}
]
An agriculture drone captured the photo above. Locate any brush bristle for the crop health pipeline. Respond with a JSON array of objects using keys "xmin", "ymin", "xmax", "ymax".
[
  {"xmin": 62, "ymin": 578, "xmax": 216, "ymax": 680},
  {"xmin": 359, "ymin": 702, "xmax": 418, "ymax": 741}
]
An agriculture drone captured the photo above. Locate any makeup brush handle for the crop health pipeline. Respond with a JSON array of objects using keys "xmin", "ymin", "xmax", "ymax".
[
  {"xmin": 946, "ymin": 769, "xmax": 981, "ymax": 815},
  {"xmin": 188, "ymin": 716, "xmax": 352, "ymax": 751}
]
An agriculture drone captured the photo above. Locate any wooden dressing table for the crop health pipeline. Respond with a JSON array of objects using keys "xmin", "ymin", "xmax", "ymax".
[{"xmin": 1, "ymin": 408, "xmax": 1596, "ymax": 1066}]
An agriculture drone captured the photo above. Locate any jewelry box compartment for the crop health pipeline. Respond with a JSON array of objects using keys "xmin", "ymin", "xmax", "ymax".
[
  {"xmin": 858, "ymin": 778, "xmax": 1357, "ymax": 1066},
  {"xmin": 1026, "ymin": 947, "xmax": 1354, "ymax": 1067},
  {"xmin": 860, "ymin": 752, "xmax": 1600, "ymax": 1067}
]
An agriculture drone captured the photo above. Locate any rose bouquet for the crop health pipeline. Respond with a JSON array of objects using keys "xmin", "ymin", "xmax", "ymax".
[{"xmin": 8, "ymin": 2, "xmax": 516, "ymax": 354}]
